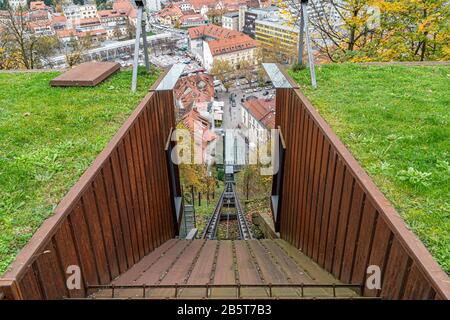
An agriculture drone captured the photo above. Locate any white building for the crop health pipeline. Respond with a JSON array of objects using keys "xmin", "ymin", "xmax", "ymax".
[
  {"xmin": 147, "ymin": 0, "xmax": 161, "ymax": 12},
  {"xmin": 63, "ymin": 4, "xmax": 98, "ymax": 22},
  {"xmin": 7, "ymin": 0, "xmax": 27, "ymax": 9},
  {"xmin": 222, "ymin": 11, "xmax": 239, "ymax": 31},
  {"xmin": 203, "ymin": 34, "xmax": 259, "ymax": 71},
  {"xmin": 240, "ymin": 98, "xmax": 276, "ymax": 144}
]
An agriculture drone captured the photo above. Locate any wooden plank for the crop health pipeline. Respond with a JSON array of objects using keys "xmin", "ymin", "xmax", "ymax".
[
  {"xmin": 187, "ymin": 241, "xmax": 218, "ymax": 285},
  {"xmin": 129, "ymin": 124, "xmax": 150, "ymax": 254},
  {"xmin": 306, "ymin": 131, "xmax": 324, "ymax": 257},
  {"xmin": 234, "ymin": 241, "xmax": 262, "ymax": 285},
  {"xmin": 302, "ymin": 124, "xmax": 319, "ymax": 254},
  {"xmin": 92, "ymin": 173, "xmax": 120, "ymax": 279},
  {"xmin": 247, "ymin": 240, "xmax": 287, "ymax": 284},
  {"xmin": 261, "ymin": 240, "xmax": 310, "ymax": 283},
  {"xmin": 324, "ymin": 159, "xmax": 345, "ymax": 272},
  {"xmin": 53, "ymin": 219, "xmax": 85, "ymax": 298},
  {"xmin": 161, "ymin": 240, "xmax": 205, "ymax": 285},
  {"xmin": 137, "ymin": 113, "xmax": 158, "ymax": 251},
  {"xmin": 274, "ymin": 239, "xmax": 336, "ymax": 284},
  {"xmin": 69, "ymin": 205, "xmax": 99, "ymax": 286},
  {"xmin": 284, "ymin": 97, "xmax": 300, "ymax": 244},
  {"xmin": 312, "ymin": 139, "xmax": 331, "ymax": 261},
  {"xmin": 145, "ymin": 101, "xmax": 165, "ymax": 245},
  {"xmin": 18, "ymin": 270, "xmax": 43, "ymax": 300},
  {"xmin": 135, "ymin": 240, "xmax": 190, "ymax": 285},
  {"xmin": 81, "ymin": 189, "xmax": 111, "ymax": 284},
  {"xmin": 401, "ymin": 263, "xmax": 434, "ymax": 300},
  {"xmin": 296, "ymin": 112, "xmax": 311, "ymax": 250},
  {"xmin": 331, "ymin": 170, "xmax": 354, "ymax": 277},
  {"xmin": 340, "ymin": 183, "xmax": 364, "ymax": 283},
  {"xmin": 294, "ymin": 108, "xmax": 308, "ymax": 249},
  {"xmin": 117, "ymin": 141, "xmax": 140, "ymax": 263},
  {"xmin": 364, "ymin": 217, "xmax": 392, "ymax": 297},
  {"xmin": 317, "ymin": 148, "xmax": 337, "ymax": 266},
  {"xmin": 213, "ymin": 241, "xmax": 236, "ymax": 285},
  {"xmin": 102, "ymin": 158, "xmax": 128, "ymax": 273},
  {"xmin": 34, "ymin": 243, "xmax": 67, "ymax": 299},
  {"xmin": 351, "ymin": 201, "xmax": 378, "ymax": 285},
  {"xmin": 113, "ymin": 239, "xmax": 178, "ymax": 285},
  {"xmin": 124, "ymin": 132, "xmax": 146, "ymax": 258},
  {"xmin": 380, "ymin": 238, "xmax": 411, "ymax": 299}
]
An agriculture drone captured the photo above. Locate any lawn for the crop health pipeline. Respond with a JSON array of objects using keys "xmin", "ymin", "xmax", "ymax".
[
  {"xmin": 289, "ymin": 64, "xmax": 450, "ymax": 274},
  {"xmin": 0, "ymin": 67, "xmax": 159, "ymax": 275}
]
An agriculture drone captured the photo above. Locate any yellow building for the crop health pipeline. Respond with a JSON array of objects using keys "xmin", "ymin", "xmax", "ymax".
[{"xmin": 255, "ymin": 18, "xmax": 299, "ymax": 57}]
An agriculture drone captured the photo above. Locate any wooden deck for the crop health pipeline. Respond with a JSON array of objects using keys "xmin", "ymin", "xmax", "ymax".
[
  {"xmin": 90, "ymin": 239, "xmax": 360, "ymax": 299},
  {"xmin": 50, "ymin": 62, "xmax": 120, "ymax": 87}
]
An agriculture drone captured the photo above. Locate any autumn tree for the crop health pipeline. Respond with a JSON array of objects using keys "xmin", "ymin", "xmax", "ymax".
[
  {"xmin": 210, "ymin": 59, "xmax": 235, "ymax": 90},
  {"xmin": 280, "ymin": 0, "xmax": 449, "ymax": 62},
  {"xmin": 61, "ymin": 34, "xmax": 93, "ymax": 67},
  {"xmin": 112, "ymin": 24, "xmax": 122, "ymax": 40},
  {"xmin": 376, "ymin": 0, "xmax": 450, "ymax": 61},
  {"xmin": 0, "ymin": 4, "xmax": 59, "ymax": 69},
  {"xmin": 238, "ymin": 59, "xmax": 254, "ymax": 85}
]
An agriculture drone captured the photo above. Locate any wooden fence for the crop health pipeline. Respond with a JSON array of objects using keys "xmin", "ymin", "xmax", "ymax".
[
  {"xmin": 273, "ymin": 68, "xmax": 450, "ymax": 300},
  {"xmin": 0, "ymin": 70, "xmax": 180, "ymax": 299}
]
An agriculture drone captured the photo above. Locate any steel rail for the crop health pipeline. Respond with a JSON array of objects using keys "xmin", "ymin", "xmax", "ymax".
[
  {"xmin": 200, "ymin": 186, "xmax": 226, "ymax": 239},
  {"xmin": 232, "ymin": 183, "xmax": 253, "ymax": 240}
]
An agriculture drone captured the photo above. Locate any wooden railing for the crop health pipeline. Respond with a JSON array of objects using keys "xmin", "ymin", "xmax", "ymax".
[
  {"xmin": 266, "ymin": 64, "xmax": 449, "ymax": 300},
  {"xmin": 0, "ymin": 67, "xmax": 184, "ymax": 299}
]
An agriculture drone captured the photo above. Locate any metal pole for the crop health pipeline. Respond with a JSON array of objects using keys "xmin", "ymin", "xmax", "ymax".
[
  {"xmin": 297, "ymin": 1, "xmax": 305, "ymax": 65},
  {"xmin": 141, "ymin": 13, "xmax": 150, "ymax": 72},
  {"xmin": 131, "ymin": 6, "xmax": 143, "ymax": 91},
  {"xmin": 302, "ymin": 2, "xmax": 317, "ymax": 89}
]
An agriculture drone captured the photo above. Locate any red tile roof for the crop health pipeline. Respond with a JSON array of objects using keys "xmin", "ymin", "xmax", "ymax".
[
  {"xmin": 30, "ymin": 1, "xmax": 47, "ymax": 11},
  {"xmin": 243, "ymin": 98, "xmax": 276, "ymax": 129},
  {"xmin": 174, "ymin": 73, "xmax": 214, "ymax": 109},
  {"xmin": 180, "ymin": 13, "xmax": 205, "ymax": 23},
  {"xmin": 98, "ymin": 10, "xmax": 128, "ymax": 18},
  {"xmin": 188, "ymin": 24, "xmax": 241, "ymax": 40},
  {"xmin": 208, "ymin": 34, "xmax": 257, "ymax": 56}
]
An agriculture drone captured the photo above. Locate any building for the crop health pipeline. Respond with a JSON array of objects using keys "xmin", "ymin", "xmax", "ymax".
[
  {"xmin": 222, "ymin": 11, "xmax": 239, "ymax": 31},
  {"xmin": 147, "ymin": 0, "xmax": 162, "ymax": 12},
  {"xmin": 29, "ymin": 1, "xmax": 47, "ymax": 11},
  {"xmin": 203, "ymin": 33, "xmax": 258, "ymax": 70},
  {"xmin": 188, "ymin": 24, "xmax": 241, "ymax": 62},
  {"xmin": 98, "ymin": 9, "xmax": 129, "ymax": 40},
  {"xmin": 242, "ymin": 6, "xmax": 278, "ymax": 39},
  {"xmin": 182, "ymin": 108, "xmax": 217, "ymax": 163},
  {"xmin": 157, "ymin": 4, "xmax": 183, "ymax": 26},
  {"xmin": 51, "ymin": 15, "xmax": 67, "ymax": 31},
  {"xmin": 255, "ymin": 15, "xmax": 299, "ymax": 59},
  {"xmin": 180, "ymin": 13, "xmax": 208, "ymax": 28},
  {"xmin": 174, "ymin": 73, "xmax": 215, "ymax": 112},
  {"xmin": 188, "ymin": 24, "xmax": 258, "ymax": 69},
  {"xmin": 28, "ymin": 20, "xmax": 54, "ymax": 36},
  {"xmin": 63, "ymin": 4, "xmax": 98, "ymax": 22},
  {"xmin": 240, "ymin": 98, "xmax": 275, "ymax": 143},
  {"xmin": 7, "ymin": 0, "xmax": 27, "ymax": 9}
]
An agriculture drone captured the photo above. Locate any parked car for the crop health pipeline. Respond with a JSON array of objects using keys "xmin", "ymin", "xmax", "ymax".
[{"xmin": 263, "ymin": 91, "xmax": 269, "ymax": 96}]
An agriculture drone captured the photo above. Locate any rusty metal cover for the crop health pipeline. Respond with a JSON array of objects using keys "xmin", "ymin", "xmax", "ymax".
[{"xmin": 50, "ymin": 62, "xmax": 120, "ymax": 87}]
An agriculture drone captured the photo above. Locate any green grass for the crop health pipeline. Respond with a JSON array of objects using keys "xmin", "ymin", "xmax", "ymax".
[
  {"xmin": 289, "ymin": 64, "xmax": 450, "ymax": 274},
  {"xmin": 0, "ymin": 67, "xmax": 159, "ymax": 275}
]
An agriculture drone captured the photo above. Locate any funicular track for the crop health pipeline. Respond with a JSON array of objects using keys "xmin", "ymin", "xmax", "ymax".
[{"xmin": 201, "ymin": 173, "xmax": 253, "ymax": 240}]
